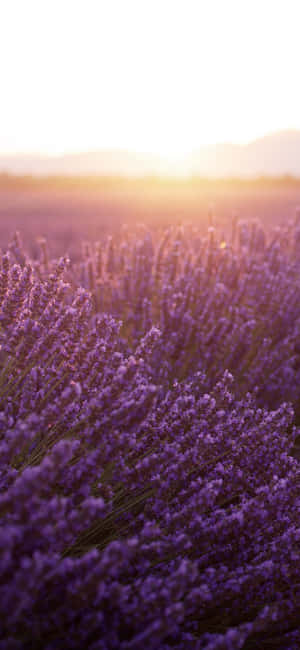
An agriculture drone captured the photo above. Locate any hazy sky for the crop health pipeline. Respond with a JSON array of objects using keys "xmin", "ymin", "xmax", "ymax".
[{"xmin": 1, "ymin": 0, "xmax": 300, "ymax": 156}]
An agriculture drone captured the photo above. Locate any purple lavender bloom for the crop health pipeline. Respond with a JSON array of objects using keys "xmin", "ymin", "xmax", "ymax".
[{"xmin": 0, "ymin": 221, "xmax": 299, "ymax": 648}]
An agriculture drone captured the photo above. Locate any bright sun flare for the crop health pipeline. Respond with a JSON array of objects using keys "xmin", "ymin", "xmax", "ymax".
[{"xmin": 1, "ymin": 0, "xmax": 300, "ymax": 157}]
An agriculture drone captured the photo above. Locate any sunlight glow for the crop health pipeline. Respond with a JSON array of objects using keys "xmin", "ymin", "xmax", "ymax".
[{"xmin": 1, "ymin": 0, "xmax": 300, "ymax": 156}]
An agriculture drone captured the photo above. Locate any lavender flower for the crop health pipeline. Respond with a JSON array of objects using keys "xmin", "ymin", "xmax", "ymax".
[{"xmin": 0, "ymin": 220, "xmax": 299, "ymax": 648}]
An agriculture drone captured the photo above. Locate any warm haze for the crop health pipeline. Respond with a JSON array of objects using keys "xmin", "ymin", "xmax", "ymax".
[
  {"xmin": 2, "ymin": 131, "xmax": 300, "ymax": 177},
  {"xmin": 1, "ymin": 0, "xmax": 300, "ymax": 169}
]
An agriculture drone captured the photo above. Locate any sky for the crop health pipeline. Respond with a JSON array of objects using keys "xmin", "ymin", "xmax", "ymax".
[{"xmin": 1, "ymin": 0, "xmax": 300, "ymax": 157}]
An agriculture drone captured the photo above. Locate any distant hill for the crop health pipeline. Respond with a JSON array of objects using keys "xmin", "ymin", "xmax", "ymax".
[
  {"xmin": 1, "ymin": 131, "xmax": 300, "ymax": 177},
  {"xmin": 187, "ymin": 131, "xmax": 300, "ymax": 177},
  {"xmin": 0, "ymin": 150, "xmax": 169, "ymax": 177}
]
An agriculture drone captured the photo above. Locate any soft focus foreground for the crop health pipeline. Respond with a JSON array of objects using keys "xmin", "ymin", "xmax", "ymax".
[{"xmin": 0, "ymin": 218, "xmax": 300, "ymax": 649}]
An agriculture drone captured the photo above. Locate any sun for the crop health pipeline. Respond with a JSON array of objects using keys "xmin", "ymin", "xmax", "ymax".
[{"xmin": 1, "ymin": 0, "xmax": 300, "ymax": 157}]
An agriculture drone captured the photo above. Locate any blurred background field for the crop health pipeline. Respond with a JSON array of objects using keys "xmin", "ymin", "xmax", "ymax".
[{"xmin": 2, "ymin": 175, "xmax": 300, "ymax": 256}]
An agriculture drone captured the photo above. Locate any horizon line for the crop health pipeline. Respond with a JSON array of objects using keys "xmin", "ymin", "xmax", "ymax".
[{"xmin": 1, "ymin": 128, "xmax": 300, "ymax": 158}]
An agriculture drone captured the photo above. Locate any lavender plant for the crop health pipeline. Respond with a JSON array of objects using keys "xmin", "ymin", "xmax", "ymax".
[
  {"xmin": 0, "ymin": 221, "xmax": 299, "ymax": 649},
  {"xmin": 33, "ymin": 219, "xmax": 300, "ymax": 412}
]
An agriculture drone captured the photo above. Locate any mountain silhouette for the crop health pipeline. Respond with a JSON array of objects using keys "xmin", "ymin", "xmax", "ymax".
[
  {"xmin": 187, "ymin": 131, "xmax": 300, "ymax": 176},
  {"xmin": 1, "ymin": 131, "xmax": 300, "ymax": 177}
]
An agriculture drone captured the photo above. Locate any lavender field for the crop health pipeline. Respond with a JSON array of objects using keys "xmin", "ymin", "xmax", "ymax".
[
  {"xmin": 1, "ymin": 183, "xmax": 300, "ymax": 649},
  {"xmin": 2, "ymin": 176, "xmax": 300, "ymax": 255}
]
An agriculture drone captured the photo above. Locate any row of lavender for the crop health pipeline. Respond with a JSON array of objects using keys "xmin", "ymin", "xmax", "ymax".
[
  {"xmin": 11, "ymin": 216, "xmax": 300, "ymax": 413},
  {"xmin": 1, "ymin": 218, "xmax": 299, "ymax": 648}
]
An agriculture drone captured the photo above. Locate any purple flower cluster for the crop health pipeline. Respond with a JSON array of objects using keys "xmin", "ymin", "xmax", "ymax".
[
  {"xmin": 32, "ymin": 218, "xmax": 300, "ymax": 413},
  {"xmin": 0, "ymin": 221, "xmax": 299, "ymax": 648}
]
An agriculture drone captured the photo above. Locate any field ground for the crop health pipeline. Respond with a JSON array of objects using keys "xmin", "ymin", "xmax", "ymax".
[{"xmin": 1, "ymin": 176, "xmax": 300, "ymax": 255}]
